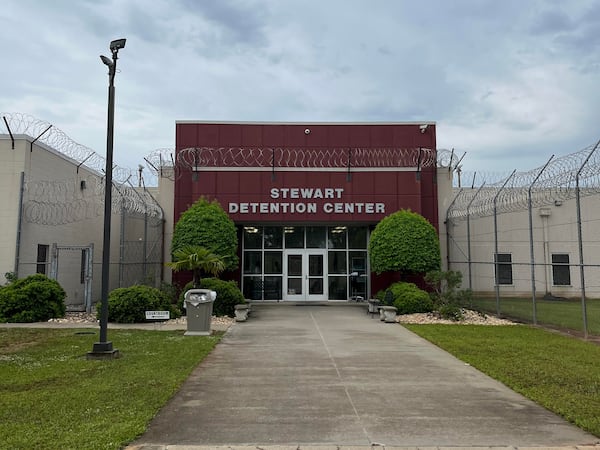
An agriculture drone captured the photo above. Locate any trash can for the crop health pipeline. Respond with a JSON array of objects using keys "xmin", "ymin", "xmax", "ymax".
[{"xmin": 184, "ymin": 289, "xmax": 217, "ymax": 336}]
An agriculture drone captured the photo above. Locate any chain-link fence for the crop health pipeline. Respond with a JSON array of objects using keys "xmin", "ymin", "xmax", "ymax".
[{"xmin": 447, "ymin": 140, "xmax": 600, "ymax": 338}]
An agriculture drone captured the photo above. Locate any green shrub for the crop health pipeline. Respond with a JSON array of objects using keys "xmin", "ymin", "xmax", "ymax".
[
  {"xmin": 0, "ymin": 274, "xmax": 66, "ymax": 323},
  {"xmin": 387, "ymin": 281, "xmax": 433, "ymax": 314},
  {"xmin": 178, "ymin": 278, "xmax": 245, "ymax": 317},
  {"xmin": 171, "ymin": 198, "xmax": 239, "ymax": 270},
  {"xmin": 104, "ymin": 285, "xmax": 181, "ymax": 323},
  {"xmin": 158, "ymin": 282, "xmax": 178, "ymax": 304},
  {"xmin": 425, "ymin": 270, "xmax": 472, "ymax": 321}
]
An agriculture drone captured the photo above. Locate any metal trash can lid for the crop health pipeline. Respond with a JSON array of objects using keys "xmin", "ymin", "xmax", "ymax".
[{"xmin": 184, "ymin": 288, "xmax": 217, "ymax": 307}]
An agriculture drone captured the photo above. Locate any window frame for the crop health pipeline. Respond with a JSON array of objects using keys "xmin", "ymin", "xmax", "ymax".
[
  {"xmin": 494, "ymin": 252, "xmax": 513, "ymax": 285},
  {"xmin": 36, "ymin": 244, "xmax": 49, "ymax": 275},
  {"xmin": 552, "ymin": 253, "xmax": 571, "ymax": 286}
]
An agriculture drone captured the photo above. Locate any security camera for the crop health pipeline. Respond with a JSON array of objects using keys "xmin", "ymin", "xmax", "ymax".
[
  {"xmin": 110, "ymin": 38, "xmax": 127, "ymax": 51},
  {"xmin": 304, "ymin": 128, "xmax": 311, "ymax": 135},
  {"xmin": 419, "ymin": 124, "xmax": 428, "ymax": 133},
  {"xmin": 100, "ymin": 55, "xmax": 114, "ymax": 67}
]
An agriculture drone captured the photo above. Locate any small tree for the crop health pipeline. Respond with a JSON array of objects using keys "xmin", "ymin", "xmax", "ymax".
[
  {"xmin": 171, "ymin": 198, "xmax": 238, "ymax": 270},
  {"xmin": 167, "ymin": 245, "xmax": 225, "ymax": 288},
  {"xmin": 369, "ymin": 209, "xmax": 440, "ymax": 275}
]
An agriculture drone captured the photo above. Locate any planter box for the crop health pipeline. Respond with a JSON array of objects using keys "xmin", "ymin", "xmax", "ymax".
[
  {"xmin": 234, "ymin": 304, "xmax": 249, "ymax": 322},
  {"xmin": 381, "ymin": 306, "xmax": 398, "ymax": 323},
  {"xmin": 367, "ymin": 299, "xmax": 381, "ymax": 315}
]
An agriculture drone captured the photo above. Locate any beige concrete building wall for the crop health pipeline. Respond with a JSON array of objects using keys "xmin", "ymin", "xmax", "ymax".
[
  {"xmin": 0, "ymin": 137, "xmax": 27, "ymax": 280},
  {"xmin": 4, "ymin": 136, "xmax": 125, "ymax": 309}
]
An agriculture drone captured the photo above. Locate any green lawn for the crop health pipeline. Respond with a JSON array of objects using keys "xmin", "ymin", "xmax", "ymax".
[
  {"xmin": 404, "ymin": 324, "xmax": 600, "ymax": 437},
  {"xmin": 471, "ymin": 296, "xmax": 600, "ymax": 336},
  {"xmin": 0, "ymin": 329, "xmax": 221, "ymax": 450}
]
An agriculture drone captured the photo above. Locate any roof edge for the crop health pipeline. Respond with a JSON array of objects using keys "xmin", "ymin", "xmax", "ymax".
[{"xmin": 175, "ymin": 120, "xmax": 437, "ymax": 126}]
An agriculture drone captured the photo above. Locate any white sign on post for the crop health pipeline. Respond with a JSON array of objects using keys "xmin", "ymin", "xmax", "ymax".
[{"xmin": 145, "ymin": 311, "xmax": 170, "ymax": 320}]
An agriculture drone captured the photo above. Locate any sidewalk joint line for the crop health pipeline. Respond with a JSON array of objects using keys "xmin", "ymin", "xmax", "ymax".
[{"xmin": 310, "ymin": 311, "xmax": 373, "ymax": 445}]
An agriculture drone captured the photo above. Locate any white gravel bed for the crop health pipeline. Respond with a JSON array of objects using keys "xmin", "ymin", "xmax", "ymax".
[
  {"xmin": 397, "ymin": 309, "xmax": 516, "ymax": 325},
  {"xmin": 48, "ymin": 312, "xmax": 235, "ymax": 327},
  {"xmin": 50, "ymin": 310, "xmax": 511, "ymax": 327}
]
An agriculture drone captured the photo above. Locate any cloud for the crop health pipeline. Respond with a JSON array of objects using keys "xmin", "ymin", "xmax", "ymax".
[{"xmin": 1, "ymin": 0, "xmax": 599, "ymax": 179}]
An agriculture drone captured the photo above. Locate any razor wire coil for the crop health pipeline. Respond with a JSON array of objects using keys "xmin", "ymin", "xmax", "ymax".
[
  {"xmin": 1, "ymin": 113, "xmax": 163, "ymax": 225},
  {"xmin": 1, "ymin": 112, "xmax": 132, "ymax": 183},
  {"xmin": 447, "ymin": 142, "xmax": 600, "ymax": 220},
  {"xmin": 22, "ymin": 177, "xmax": 163, "ymax": 225}
]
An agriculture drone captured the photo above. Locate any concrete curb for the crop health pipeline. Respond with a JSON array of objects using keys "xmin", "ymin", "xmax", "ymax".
[{"xmin": 127, "ymin": 446, "xmax": 600, "ymax": 450}]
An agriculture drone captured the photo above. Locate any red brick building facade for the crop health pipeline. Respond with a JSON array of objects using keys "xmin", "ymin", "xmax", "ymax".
[{"xmin": 175, "ymin": 122, "xmax": 438, "ymax": 300}]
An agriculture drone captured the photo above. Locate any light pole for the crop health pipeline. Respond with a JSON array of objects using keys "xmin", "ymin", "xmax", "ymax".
[{"xmin": 88, "ymin": 38, "xmax": 126, "ymax": 359}]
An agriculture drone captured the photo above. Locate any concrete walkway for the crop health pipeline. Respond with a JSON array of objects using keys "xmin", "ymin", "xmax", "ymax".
[{"xmin": 129, "ymin": 304, "xmax": 598, "ymax": 449}]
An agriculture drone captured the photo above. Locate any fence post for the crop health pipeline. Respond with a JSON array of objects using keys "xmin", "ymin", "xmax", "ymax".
[
  {"xmin": 85, "ymin": 243, "xmax": 94, "ymax": 313},
  {"xmin": 528, "ymin": 156, "xmax": 554, "ymax": 325},
  {"xmin": 143, "ymin": 205, "xmax": 148, "ymax": 281},
  {"xmin": 445, "ymin": 188, "xmax": 463, "ymax": 272},
  {"xmin": 466, "ymin": 182, "xmax": 486, "ymax": 290},
  {"xmin": 119, "ymin": 202, "xmax": 126, "ymax": 288},
  {"xmin": 575, "ymin": 140, "xmax": 599, "ymax": 338},
  {"xmin": 493, "ymin": 170, "xmax": 516, "ymax": 316}
]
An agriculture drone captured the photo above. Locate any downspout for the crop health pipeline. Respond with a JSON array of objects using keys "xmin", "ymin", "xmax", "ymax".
[
  {"xmin": 13, "ymin": 172, "xmax": 25, "ymax": 277},
  {"xmin": 540, "ymin": 211, "xmax": 552, "ymax": 295}
]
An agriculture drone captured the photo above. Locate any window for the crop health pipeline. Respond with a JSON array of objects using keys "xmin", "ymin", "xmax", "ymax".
[
  {"xmin": 36, "ymin": 244, "xmax": 49, "ymax": 275},
  {"xmin": 348, "ymin": 227, "xmax": 367, "ymax": 249},
  {"xmin": 328, "ymin": 251, "xmax": 347, "ymax": 274},
  {"xmin": 328, "ymin": 226, "xmax": 347, "ymax": 249},
  {"xmin": 494, "ymin": 253, "xmax": 512, "ymax": 285},
  {"xmin": 243, "ymin": 226, "xmax": 263, "ymax": 249},
  {"xmin": 263, "ymin": 226, "xmax": 282, "ymax": 249},
  {"xmin": 306, "ymin": 226, "xmax": 326, "ymax": 248},
  {"xmin": 243, "ymin": 251, "xmax": 262, "ymax": 274},
  {"xmin": 264, "ymin": 252, "xmax": 282, "ymax": 274},
  {"xmin": 552, "ymin": 254, "xmax": 571, "ymax": 286},
  {"xmin": 284, "ymin": 227, "xmax": 304, "ymax": 248}
]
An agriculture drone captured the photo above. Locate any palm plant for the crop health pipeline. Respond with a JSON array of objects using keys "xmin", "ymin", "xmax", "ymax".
[{"xmin": 167, "ymin": 245, "xmax": 225, "ymax": 288}]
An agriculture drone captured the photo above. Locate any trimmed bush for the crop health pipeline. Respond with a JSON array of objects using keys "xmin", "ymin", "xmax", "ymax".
[
  {"xmin": 0, "ymin": 274, "xmax": 66, "ymax": 323},
  {"xmin": 104, "ymin": 285, "xmax": 181, "ymax": 323},
  {"xmin": 178, "ymin": 278, "xmax": 245, "ymax": 317},
  {"xmin": 387, "ymin": 281, "xmax": 433, "ymax": 314},
  {"xmin": 369, "ymin": 209, "xmax": 441, "ymax": 275}
]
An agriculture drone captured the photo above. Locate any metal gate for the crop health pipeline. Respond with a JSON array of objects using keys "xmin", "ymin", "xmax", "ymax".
[{"xmin": 49, "ymin": 243, "xmax": 94, "ymax": 313}]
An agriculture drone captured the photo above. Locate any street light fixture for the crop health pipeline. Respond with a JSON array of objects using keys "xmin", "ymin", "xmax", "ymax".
[{"xmin": 88, "ymin": 38, "xmax": 126, "ymax": 359}]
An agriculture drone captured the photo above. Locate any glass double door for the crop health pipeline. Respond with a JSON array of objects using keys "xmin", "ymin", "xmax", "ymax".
[{"xmin": 284, "ymin": 250, "xmax": 327, "ymax": 301}]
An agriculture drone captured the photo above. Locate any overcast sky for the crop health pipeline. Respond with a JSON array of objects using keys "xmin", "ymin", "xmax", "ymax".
[{"xmin": 1, "ymin": 0, "xmax": 599, "ymax": 182}]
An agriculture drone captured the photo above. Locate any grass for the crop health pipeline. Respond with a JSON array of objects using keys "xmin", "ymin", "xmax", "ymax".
[
  {"xmin": 404, "ymin": 324, "xmax": 600, "ymax": 437},
  {"xmin": 0, "ymin": 328, "xmax": 221, "ymax": 450},
  {"xmin": 471, "ymin": 296, "xmax": 600, "ymax": 336}
]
